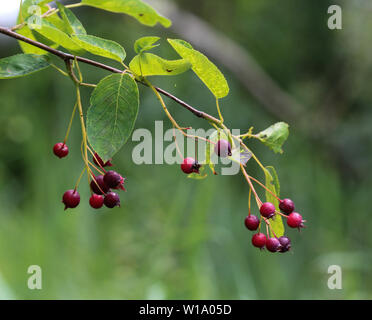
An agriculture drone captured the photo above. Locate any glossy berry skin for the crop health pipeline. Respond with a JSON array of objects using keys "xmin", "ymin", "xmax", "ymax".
[
  {"xmin": 93, "ymin": 153, "xmax": 112, "ymax": 168},
  {"xmin": 53, "ymin": 143, "xmax": 69, "ymax": 158},
  {"xmin": 244, "ymin": 215, "xmax": 260, "ymax": 231},
  {"xmin": 214, "ymin": 139, "xmax": 232, "ymax": 158},
  {"xmin": 62, "ymin": 189, "xmax": 80, "ymax": 210},
  {"xmin": 287, "ymin": 212, "xmax": 304, "ymax": 229},
  {"xmin": 181, "ymin": 157, "xmax": 201, "ymax": 174},
  {"xmin": 278, "ymin": 236, "xmax": 291, "ymax": 253},
  {"xmin": 279, "ymin": 198, "xmax": 295, "ymax": 214},
  {"xmin": 252, "ymin": 233, "xmax": 267, "ymax": 249},
  {"xmin": 260, "ymin": 202, "xmax": 276, "ymax": 219},
  {"xmin": 104, "ymin": 192, "xmax": 120, "ymax": 208},
  {"xmin": 266, "ymin": 237, "xmax": 281, "ymax": 253},
  {"xmin": 90, "ymin": 175, "xmax": 110, "ymax": 195},
  {"xmin": 104, "ymin": 171, "xmax": 124, "ymax": 189},
  {"xmin": 89, "ymin": 194, "xmax": 104, "ymax": 209}
]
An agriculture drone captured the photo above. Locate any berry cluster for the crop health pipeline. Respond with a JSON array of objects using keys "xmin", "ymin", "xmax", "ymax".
[
  {"xmin": 245, "ymin": 198, "xmax": 305, "ymax": 253},
  {"xmin": 54, "ymin": 142, "xmax": 126, "ymax": 211}
]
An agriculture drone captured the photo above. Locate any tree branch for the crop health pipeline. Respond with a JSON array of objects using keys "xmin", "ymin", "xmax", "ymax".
[{"xmin": 0, "ymin": 26, "xmax": 221, "ymax": 125}]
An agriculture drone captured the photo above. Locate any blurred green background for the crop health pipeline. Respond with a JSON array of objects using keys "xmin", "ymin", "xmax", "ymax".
[{"xmin": 0, "ymin": 0, "xmax": 371, "ymax": 299}]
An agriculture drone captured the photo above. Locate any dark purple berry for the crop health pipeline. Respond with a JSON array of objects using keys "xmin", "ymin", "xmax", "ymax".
[
  {"xmin": 279, "ymin": 198, "xmax": 295, "ymax": 214},
  {"xmin": 266, "ymin": 237, "xmax": 281, "ymax": 253},
  {"xmin": 278, "ymin": 236, "xmax": 291, "ymax": 253},
  {"xmin": 104, "ymin": 170, "xmax": 125, "ymax": 189},
  {"xmin": 214, "ymin": 139, "xmax": 232, "ymax": 158},
  {"xmin": 53, "ymin": 142, "xmax": 69, "ymax": 158},
  {"xmin": 89, "ymin": 194, "xmax": 104, "ymax": 209},
  {"xmin": 260, "ymin": 202, "xmax": 276, "ymax": 219},
  {"xmin": 62, "ymin": 189, "xmax": 80, "ymax": 210},
  {"xmin": 93, "ymin": 153, "xmax": 113, "ymax": 168},
  {"xmin": 252, "ymin": 233, "xmax": 266, "ymax": 249},
  {"xmin": 244, "ymin": 215, "xmax": 260, "ymax": 231},
  {"xmin": 287, "ymin": 212, "xmax": 304, "ymax": 229},
  {"xmin": 181, "ymin": 157, "xmax": 200, "ymax": 174},
  {"xmin": 104, "ymin": 192, "xmax": 120, "ymax": 208},
  {"xmin": 90, "ymin": 175, "xmax": 110, "ymax": 195}
]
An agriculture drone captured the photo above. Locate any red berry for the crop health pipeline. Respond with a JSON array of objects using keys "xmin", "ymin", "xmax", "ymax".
[
  {"xmin": 89, "ymin": 194, "xmax": 104, "ymax": 209},
  {"xmin": 279, "ymin": 198, "xmax": 295, "ymax": 214},
  {"xmin": 104, "ymin": 192, "xmax": 120, "ymax": 208},
  {"xmin": 62, "ymin": 189, "xmax": 80, "ymax": 210},
  {"xmin": 266, "ymin": 237, "xmax": 281, "ymax": 253},
  {"xmin": 287, "ymin": 212, "xmax": 304, "ymax": 229},
  {"xmin": 214, "ymin": 139, "xmax": 232, "ymax": 158},
  {"xmin": 260, "ymin": 202, "xmax": 276, "ymax": 219},
  {"xmin": 244, "ymin": 215, "xmax": 260, "ymax": 231},
  {"xmin": 90, "ymin": 175, "xmax": 110, "ymax": 195},
  {"xmin": 104, "ymin": 170, "xmax": 125, "ymax": 189},
  {"xmin": 93, "ymin": 153, "xmax": 113, "ymax": 168},
  {"xmin": 53, "ymin": 142, "xmax": 69, "ymax": 158},
  {"xmin": 181, "ymin": 157, "xmax": 200, "ymax": 174},
  {"xmin": 278, "ymin": 236, "xmax": 291, "ymax": 253},
  {"xmin": 252, "ymin": 233, "xmax": 266, "ymax": 249}
]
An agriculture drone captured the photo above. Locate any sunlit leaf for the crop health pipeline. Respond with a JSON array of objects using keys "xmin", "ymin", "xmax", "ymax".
[
  {"xmin": 72, "ymin": 34, "xmax": 126, "ymax": 62},
  {"xmin": 129, "ymin": 53, "xmax": 191, "ymax": 77},
  {"xmin": 81, "ymin": 0, "xmax": 171, "ymax": 27},
  {"xmin": 56, "ymin": 1, "xmax": 87, "ymax": 35},
  {"xmin": 134, "ymin": 36, "xmax": 160, "ymax": 54},
  {"xmin": 33, "ymin": 20, "xmax": 83, "ymax": 54},
  {"xmin": 257, "ymin": 122, "xmax": 289, "ymax": 154},
  {"xmin": 168, "ymin": 38, "xmax": 229, "ymax": 99},
  {"xmin": 17, "ymin": 1, "xmax": 61, "ymax": 54},
  {"xmin": 87, "ymin": 74, "xmax": 139, "ymax": 161},
  {"xmin": 0, "ymin": 54, "xmax": 49, "ymax": 79},
  {"xmin": 264, "ymin": 166, "xmax": 284, "ymax": 237}
]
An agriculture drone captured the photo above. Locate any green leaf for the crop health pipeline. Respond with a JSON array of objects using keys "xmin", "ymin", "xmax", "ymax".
[
  {"xmin": 264, "ymin": 166, "xmax": 284, "ymax": 237},
  {"xmin": 56, "ymin": 1, "xmax": 87, "ymax": 35},
  {"xmin": 134, "ymin": 36, "xmax": 160, "ymax": 54},
  {"xmin": 168, "ymin": 39, "xmax": 229, "ymax": 99},
  {"xmin": 87, "ymin": 74, "xmax": 139, "ymax": 161},
  {"xmin": 129, "ymin": 53, "xmax": 191, "ymax": 77},
  {"xmin": 0, "ymin": 54, "xmax": 50, "ymax": 79},
  {"xmin": 20, "ymin": 0, "xmax": 51, "ymax": 19},
  {"xmin": 257, "ymin": 122, "xmax": 289, "ymax": 154},
  {"xmin": 17, "ymin": 26, "xmax": 53, "ymax": 55},
  {"xmin": 71, "ymin": 34, "xmax": 126, "ymax": 62},
  {"xmin": 81, "ymin": 0, "xmax": 171, "ymax": 28},
  {"xmin": 17, "ymin": 1, "xmax": 61, "ymax": 54},
  {"xmin": 33, "ymin": 20, "xmax": 83, "ymax": 54}
]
